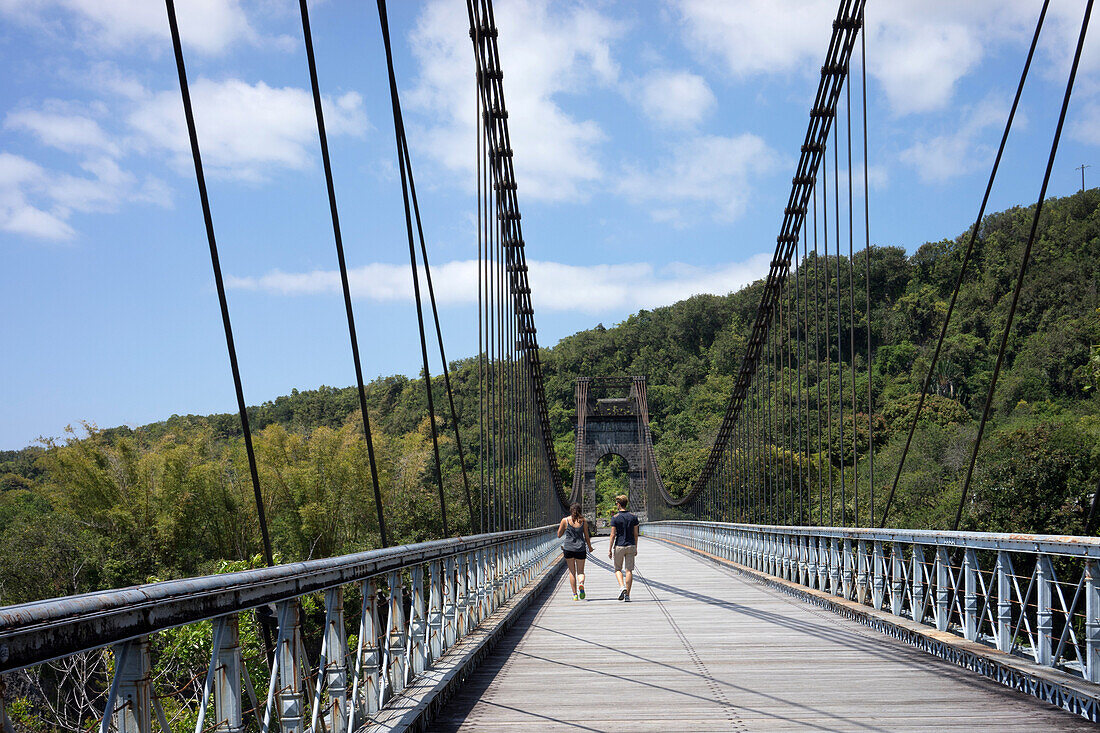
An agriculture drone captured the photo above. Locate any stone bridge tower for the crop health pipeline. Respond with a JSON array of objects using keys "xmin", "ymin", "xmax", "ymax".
[{"xmin": 573, "ymin": 376, "xmax": 651, "ymax": 526}]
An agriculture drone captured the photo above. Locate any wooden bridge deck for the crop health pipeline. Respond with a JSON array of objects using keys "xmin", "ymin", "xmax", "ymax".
[{"xmin": 430, "ymin": 541, "xmax": 1092, "ymax": 732}]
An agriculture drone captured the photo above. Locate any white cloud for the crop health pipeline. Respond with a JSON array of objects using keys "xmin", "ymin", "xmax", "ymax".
[
  {"xmin": 617, "ymin": 134, "xmax": 781, "ymax": 222},
  {"xmin": 3, "ymin": 72, "xmax": 366, "ymax": 240},
  {"xmin": 672, "ymin": 0, "xmax": 1039, "ymax": 116},
  {"xmin": 128, "ymin": 79, "xmax": 367, "ymax": 181},
  {"xmin": 0, "ymin": 0, "xmax": 264, "ymax": 55},
  {"xmin": 638, "ymin": 70, "xmax": 716, "ymax": 129},
  {"xmin": 1071, "ymin": 102, "xmax": 1100, "ymax": 147},
  {"xmin": 227, "ymin": 253, "xmax": 774, "ymax": 314},
  {"xmin": 6, "ymin": 107, "xmax": 120, "ymax": 157},
  {"xmin": 674, "ymin": 0, "xmax": 836, "ymax": 78},
  {"xmin": 0, "ymin": 153, "xmax": 75, "ymax": 240},
  {"xmin": 407, "ymin": 0, "xmax": 620, "ymax": 202},
  {"xmin": 869, "ymin": 7, "xmax": 985, "ymax": 115},
  {"xmin": 899, "ymin": 96, "xmax": 1010, "ymax": 182},
  {"xmin": 0, "ymin": 152, "xmax": 168, "ymax": 241}
]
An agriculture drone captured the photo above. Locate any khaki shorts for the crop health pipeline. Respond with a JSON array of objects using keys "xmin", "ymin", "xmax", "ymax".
[{"xmin": 613, "ymin": 545, "xmax": 637, "ymax": 572}]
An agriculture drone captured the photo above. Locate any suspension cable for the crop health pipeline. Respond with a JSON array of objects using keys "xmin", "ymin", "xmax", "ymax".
[
  {"xmin": 953, "ymin": 0, "xmax": 1092, "ymax": 532},
  {"xmin": 861, "ymin": 12, "xmax": 875, "ymax": 525},
  {"xmin": 297, "ymin": 0, "xmax": 388, "ymax": 547},
  {"xmin": 376, "ymin": 0, "xmax": 450, "ymax": 537},
  {"xmin": 878, "ymin": 0, "xmax": 1051, "ymax": 526},
  {"xmin": 394, "ymin": 130, "xmax": 476, "ymax": 531},
  {"xmin": 165, "ymin": 0, "xmax": 274, "ymax": 564},
  {"xmin": 845, "ymin": 53, "xmax": 858, "ymax": 526}
]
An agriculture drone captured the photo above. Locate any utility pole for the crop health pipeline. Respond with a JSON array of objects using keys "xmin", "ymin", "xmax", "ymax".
[{"xmin": 1077, "ymin": 163, "xmax": 1090, "ymax": 192}]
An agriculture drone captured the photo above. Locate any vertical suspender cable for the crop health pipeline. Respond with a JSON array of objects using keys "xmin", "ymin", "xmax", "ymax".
[
  {"xmin": 822, "ymin": 143, "xmax": 835, "ymax": 526},
  {"xmin": 797, "ymin": 212, "xmax": 805, "ymax": 523},
  {"xmin": 953, "ymin": 0, "xmax": 1092, "ymax": 532},
  {"xmin": 813, "ymin": 182, "xmax": 824, "ymax": 525},
  {"xmin": 395, "ymin": 131, "xmax": 476, "ymax": 531},
  {"xmin": 165, "ymin": 0, "xmax": 274, "ymax": 564},
  {"xmin": 377, "ymin": 0, "xmax": 450, "ymax": 537},
  {"xmin": 298, "ymin": 0, "xmax": 388, "ymax": 547},
  {"xmin": 785, "ymin": 265, "xmax": 794, "ymax": 523},
  {"xmin": 833, "ymin": 118, "xmax": 846, "ymax": 527},
  {"xmin": 477, "ymin": 78, "xmax": 486, "ymax": 533},
  {"xmin": 860, "ymin": 12, "xmax": 875, "ymax": 526},
  {"xmin": 846, "ymin": 53, "xmax": 859, "ymax": 526},
  {"xmin": 878, "ymin": 0, "xmax": 1051, "ymax": 526}
]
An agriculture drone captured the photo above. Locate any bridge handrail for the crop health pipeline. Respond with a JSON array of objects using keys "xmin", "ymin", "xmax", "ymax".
[
  {"xmin": 0, "ymin": 526, "xmax": 554, "ymax": 675},
  {"xmin": 652, "ymin": 520, "xmax": 1100, "ymax": 558},
  {"xmin": 647, "ymin": 520, "xmax": 1100, "ymax": 705}
]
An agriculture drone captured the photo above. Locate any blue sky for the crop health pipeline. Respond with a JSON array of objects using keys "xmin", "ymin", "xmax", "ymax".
[{"xmin": 2, "ymin": 0, "xmax": 1099, "ymax": 450}]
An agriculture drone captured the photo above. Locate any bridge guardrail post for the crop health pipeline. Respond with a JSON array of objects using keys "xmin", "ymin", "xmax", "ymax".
[
  {"xmin": 323, "ymin": 587, "xmax": 349, "ymax": 733},
  {"xmin": 857, "ymin": 540, "xmax": 869, "ymax": 605},
  {"xmin": 842, "ymin": 539, "xmax": 854, "ymax": 601},
  {"xmin": 871, "ymin": 541, "xmax": 884, "ymax": 610},
  {"xmin": 409, "ymin": 565, "xmax": 427, "ymax": 678},
  {"xmin": 792, "ymin": 534, "xmax": 799, "ymax": 584},
  {"xmin": 995, "ymin": 552, "xmax": 1013, "ymax": 653},
  {"xmin": 1037, "ymin": 555, "xmax": 1053, "ymax": 666},
  {"xmin": 798, "ymin": 535, "xmax": 808, "ymax": 586},
  {"xmin": 211, "ymin": 614, "xmax": 244, "ymax": 733},
  {"xmin": 912, "ymin": 544, "xmax": 927, "ymax": 624},
  {"xmin": 817, "ymin": 536, "xmax": 828, "ymax": 590},
  {"xmin": 763, "ymin": 531, "xmax": 772, "ymax": 575},
  {"xmin": 111, "ymin": 636, "xmax": 151, "ymax": 733},
  {"xmin": 963, "ymin": 549, "xmax": 979, "ymax": 642},
  {"xmin": 807, "ymin": 535, "xmax": 818, "ymax": 589},
  {"xmin": 428, "ymin": 560, "xmax": 444, "ymax": 663},
  {"xmin": 475, "ymin": 549, "xmax": 488, "ymax": 625},
  {"xmin": 890, "ymin": 543, "xmax": 904, "ymax": 616},
  {"xmin": 351, "ymin": 579, "xmax": 380, "ymax": 724},
  {"xmin": 1087, "ymin": 559, "xmax": 1100, "ymax": 683},
  {"xmin": 829, "ymin": 538, "xmax": 841, "ymax": 596},
  {"xmin": 783, "ymin": 534, "xmax": 792, "ymax": 581},
  {"xmin": 504, "ymin": 541, "xmax": 515, "ymax": 598},
  {"xmin": 384, "ymin": 571, "xmax": 407, "ymax": 701},
  {"xmin": 276, "ymin": 600, "xmax": 304, "ymax": 733},
  {"xmin": 935, "ymin": 546, "xmax": 950, "ymax": 632},
  {"xmin": 451, "ymin": 554, "xmax": 465, "ymax": 644}
]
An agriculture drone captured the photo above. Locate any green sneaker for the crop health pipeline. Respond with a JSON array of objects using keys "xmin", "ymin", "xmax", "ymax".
[{"xmin": 578, "ymin": 586, "xmax": 586, "ymax": 600}]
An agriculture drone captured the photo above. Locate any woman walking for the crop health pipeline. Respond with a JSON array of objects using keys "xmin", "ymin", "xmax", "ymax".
[{"xmin": 558, "ymin": 503, "xmax": 594, "ymax": 600}]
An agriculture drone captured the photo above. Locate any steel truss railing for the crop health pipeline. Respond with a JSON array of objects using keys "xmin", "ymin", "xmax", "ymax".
[
  {"xmin": 647, "ymin": 521, "xmax": 1100, "ymax": 716},
  {"xmin": 0, "ymin": 527, "xmax": 559, "ymax": 732}
]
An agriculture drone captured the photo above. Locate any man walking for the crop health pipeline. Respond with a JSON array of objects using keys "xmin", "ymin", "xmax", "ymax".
[{"xmin": 608, "ymin": 494, "xmax": 639, "ymax": 602}]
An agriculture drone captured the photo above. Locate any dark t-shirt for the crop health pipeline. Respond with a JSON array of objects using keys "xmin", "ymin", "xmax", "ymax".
[{"xmin": 610, "ymin": 511, "xmax": 638, "ymax": 546}]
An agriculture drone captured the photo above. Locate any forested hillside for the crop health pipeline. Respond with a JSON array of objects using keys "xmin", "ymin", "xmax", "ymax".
[{"xmin": 2, "ymin": 190, "xmax": 1099, "ymax": 607}]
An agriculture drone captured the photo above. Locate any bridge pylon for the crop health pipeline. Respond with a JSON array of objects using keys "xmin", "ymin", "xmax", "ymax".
[{"xmin": 572, "ymin": 376, "xmax": 659, "ymax": 527}]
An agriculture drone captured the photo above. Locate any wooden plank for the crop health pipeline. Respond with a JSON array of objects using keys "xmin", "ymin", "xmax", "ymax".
[{"xmin": 429, "ymin": 543, "xmax": 1095, "ymax": 731}]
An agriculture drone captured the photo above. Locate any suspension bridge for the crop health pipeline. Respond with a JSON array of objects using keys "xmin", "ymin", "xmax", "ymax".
[{"xmin": 3, "ymin": 0, "xmax": 1100, "ymax": 730}]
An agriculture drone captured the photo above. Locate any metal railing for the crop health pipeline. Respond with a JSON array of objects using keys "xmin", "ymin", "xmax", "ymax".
[
  {"xmin": 0, "ymin": 527, "xmax": 559, "ymax": 732},
  {"xmin": 646, "ymin": 521, "xmax": 1100, "ymax": 685}
]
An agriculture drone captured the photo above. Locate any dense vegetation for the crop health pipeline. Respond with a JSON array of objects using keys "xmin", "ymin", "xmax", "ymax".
[
  {"xmin": 3, "ymin": 189, "xmax": 1100, "ymax": 732},
  {"xmin": 2, "ymin": 190, "xmax": 1099, "ymax": 612}
]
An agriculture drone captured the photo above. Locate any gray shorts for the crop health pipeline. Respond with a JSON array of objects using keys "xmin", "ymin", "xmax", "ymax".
[{"xmin": 613, "ymin": 545, "xmax": 637, "ymax": 571}]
